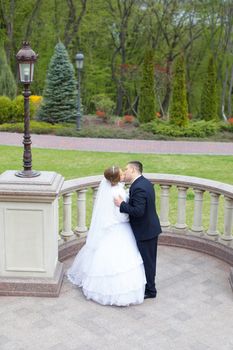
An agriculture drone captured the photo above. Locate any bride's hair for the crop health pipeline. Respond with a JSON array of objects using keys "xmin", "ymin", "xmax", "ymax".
[{"xmin": 104, "ymin": 166, "xmax": 120, "ymax": 186}]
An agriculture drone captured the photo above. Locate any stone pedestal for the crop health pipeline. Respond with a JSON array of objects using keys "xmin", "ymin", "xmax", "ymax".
[{"xmin": 0, "ymin": 170, "xmax": 64, "ymax": 296}]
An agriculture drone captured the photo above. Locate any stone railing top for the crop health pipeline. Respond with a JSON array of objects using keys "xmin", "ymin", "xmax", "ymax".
[
  {"xmin": 61, "ymin": 173, "xmax": 233, "ymax": 199},
  {"xmin": 61, "ymin": 175, "xmax": 103, "ymax": 195}
]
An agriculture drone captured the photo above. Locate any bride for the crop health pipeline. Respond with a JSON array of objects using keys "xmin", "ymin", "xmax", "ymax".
[{"xmin": 67, "ymin": 166, "xmax": 146, "ymax": 306}]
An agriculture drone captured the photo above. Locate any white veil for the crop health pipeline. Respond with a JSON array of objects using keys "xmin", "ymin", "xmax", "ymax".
[{"xmin": 85, "ymin": 178, "xmax": 120, "ymax": 250}]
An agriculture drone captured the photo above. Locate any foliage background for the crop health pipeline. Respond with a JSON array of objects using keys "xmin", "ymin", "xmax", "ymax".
[{"xmin": 1, "ymin": 0, "xmax": 233, "ymax": 118}]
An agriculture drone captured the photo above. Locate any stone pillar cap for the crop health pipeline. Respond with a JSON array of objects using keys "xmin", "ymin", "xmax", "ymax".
[{"xmin": 0, "ymin": 171, "xmax": 64, "ymax": 200}]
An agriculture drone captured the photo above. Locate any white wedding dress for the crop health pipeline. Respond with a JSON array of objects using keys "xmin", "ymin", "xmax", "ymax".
[{"xmin": 67, "ymin": 178, "xmax": 146, "ymax": 306}]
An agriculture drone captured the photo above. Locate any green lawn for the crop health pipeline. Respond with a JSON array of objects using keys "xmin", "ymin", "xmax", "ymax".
[
  {"xmin": 1, "ymin": 145, "xmax": 232, "ymax": 233},
  {"xmin": 1, "ymin": 145, "xmax": 233, "ymax": 182}
]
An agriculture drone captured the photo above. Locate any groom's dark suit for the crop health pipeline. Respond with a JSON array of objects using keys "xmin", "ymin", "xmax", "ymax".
[{"xmin": 120, "ymin": 175, "xmax": 161, "ymax": 296}]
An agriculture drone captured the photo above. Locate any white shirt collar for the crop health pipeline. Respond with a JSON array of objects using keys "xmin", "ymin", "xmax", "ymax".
[{"xmin": 131, "ymin": 174, "xmax": 141, "ymax": 185}]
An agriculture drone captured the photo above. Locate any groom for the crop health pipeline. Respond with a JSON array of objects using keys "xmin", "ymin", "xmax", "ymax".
[{"xmin": 114, "ymin": 161, "xmax": 162, "ymax": 299}]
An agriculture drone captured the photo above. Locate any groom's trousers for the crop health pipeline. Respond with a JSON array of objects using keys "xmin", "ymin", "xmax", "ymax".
[{"xmin": 136, "ymin": 236, "xmax": 158, "ymax": 295}]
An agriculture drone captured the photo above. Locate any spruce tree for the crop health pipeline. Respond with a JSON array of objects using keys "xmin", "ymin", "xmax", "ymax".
[
  {"xmin": 38, "ymin": 42, "xmax": 77, "ymax": 123},
  {"xmin": 169, "ymin": 55, "xmax": 188, "ymax": 127},
  {"xmin": 138, "ymin": 49, "xmax": 156, "ymax": 123},
  {"xmin": 200, "ymin": 56, "xmax": 218, "ymax": 121},
  {"xmin": 0, "ymin": 44, "xmax": 17, "ymax": 99}
]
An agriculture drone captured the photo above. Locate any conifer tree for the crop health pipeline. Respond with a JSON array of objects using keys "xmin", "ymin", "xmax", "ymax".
[
  {"xmin": 169, "ymin": 55, "xmax": 188, "ymax": 127},
  {"xmin": 138, "ymin": 49, "xmax": 156, "ymax": 123},
  {"xmin": 0, "ymin": 44, "xmax": 17, "ymax": 99},
  {"xmin": 38, "ymin": 42, "xmax": 77, "ymax": 123},
  {"xmin": 200, "ymin": 56, "xmax": 218, "ymax": 121}
]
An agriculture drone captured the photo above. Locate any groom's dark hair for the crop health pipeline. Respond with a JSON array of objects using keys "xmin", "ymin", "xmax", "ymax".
[{"xmin": 128, "ymin": 161, "xmax": 143, "ymax": 174}]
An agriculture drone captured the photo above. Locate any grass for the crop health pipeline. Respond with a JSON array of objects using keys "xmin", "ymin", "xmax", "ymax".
[{"xmin": 0, "ymin": 145, "xmax": 233, "ymax": 234}]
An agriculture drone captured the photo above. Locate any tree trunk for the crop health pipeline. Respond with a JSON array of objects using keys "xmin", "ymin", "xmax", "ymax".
[
  {"xmin": 25, "ymin": 0, "xmax": 42, "ymax": 40},
  {"xmin": 64, "ymin": 0, "xmax": 87, "ymax": 47},
  {"xmin": 116, "ymin": 84, "xmax": 124, "ymax": 115}
]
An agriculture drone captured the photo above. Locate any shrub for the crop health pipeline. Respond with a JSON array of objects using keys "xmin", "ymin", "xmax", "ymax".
[
  {"xmin": 0, "ymin": 120, "xmax": 64, "ymax": 134},
  {"xmin": 123, "ymin": 115, "xmax": 135, "ymax": 123},
  {"xmin": 220, "ymin": 121, "xmax": 233, "ymax": 133},
  {"xmin": 0, "ymin": 96, "xmax": 12, "ymax": 124},
  {"xmin": 30, "ymin": 95, "xmax": 43, "ymax": 119},
  {"xmin": 11, "ymin": 96, "xmax": 36, "ymax": 122},
  {"xmin": 141, "ymin": 119, "xmax": 219, "ymax": 137},
  {"xmin": 169, "ymin": 55, "xmax": 189, "ymax": 127},
  {"xmin": 0, "ymin": 120, "xmax": 155, "ymax": 140},
  {"xmin": 96, "ymin": 110, "xmax": 106, "ymax": 118},
  {"xmin": 200, "ymin": 56, "xmax": 218, "ymax": 121},
  {"xmin": 92, "ymin": 94, "xmax": 115, "ymax": 121},
  {"xmin": 138, "ymin": 49, "xmax": 156, "ymax": 123},
  {"xmin": 30, "ymin": 95, "xmax": 42, "ymax": 107},
  {"xmin": 0, "ymin": 122, "xmax": 24, "ymax": 133}
]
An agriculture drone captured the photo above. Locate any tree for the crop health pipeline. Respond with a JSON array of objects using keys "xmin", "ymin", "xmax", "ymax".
[
  {"xmin": 106, "ymin": 0, "xmax": 146, "ymax": 115},
  {"xmin": 0, "ymin": 43, "xmax": 17, "ymax": 99},
  {"xmin": 200, "ymin": 56, "xmax": 218, "ymax": 121},
  {"xmin": 64, "ymin": 0, "xmax": 87, "ymax": 47},
  {"xmin": 169, "ymin": 55, "xmax": 188, "ymax": 127},
  {"xmin": 138, "ymin": 49, "xmax": 156, "ymax": 123},
  {"xmin": 38, "ymin": 42, "xmax": 77, "ymax": 124},
  {"xmin": 148, "ymin": 0, "xmax": 203, "ymax": 114}
]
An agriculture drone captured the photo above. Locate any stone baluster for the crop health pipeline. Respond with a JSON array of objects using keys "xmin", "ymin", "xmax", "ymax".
[
  {"xmin": 92, "ymin": 186, "xmax": 99, "ymax": 209},
  {"xmin": 74, "ymin": 188, "xmax": 88, "ymax": 236},
  {"xmin": 159, "ymin": 185, "xmax": 171, "ymax": 228},
  {"xmin": 57, "ymin": 197, "xmax": 62, "ymax": 242},
  {"xmin": 61, "ymin": 192, "xmax": 74, "ymax": 240},
  {"xmin": 191, "ymin": 189, "xmax": 204, "ymax": 233},
  {"xmin": 207, "ymin": 192, "xmax": 220, "ymax": 237},
  {"xmin": 221, "ymin": 197, "xmax": 233, "ymax": 243},
  {"xmin": 174, "ymin": 186, "xmax": 188, "ymax": 231}
]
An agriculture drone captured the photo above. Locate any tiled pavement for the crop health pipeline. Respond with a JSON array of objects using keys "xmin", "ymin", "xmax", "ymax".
[
  {"xmin": 1, "ymin": 132, "xmax": 233, "ymax": 155},
  {"xmin": 0, "ymin": 246, "xmax": 232, "ymax": 350}
]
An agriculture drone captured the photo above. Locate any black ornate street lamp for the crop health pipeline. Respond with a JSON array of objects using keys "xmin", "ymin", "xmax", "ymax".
[
  {"xmin": 15, "ymin": 41, "xmax": 40, "ymax": 178},
  {"xmin": 75, "ymin": 52, "xmax": 84, "ymax": 131}
]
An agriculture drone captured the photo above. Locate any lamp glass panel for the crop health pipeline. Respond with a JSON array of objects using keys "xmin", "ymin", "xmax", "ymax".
[
  {"xmin": 76, "ymin": 60, "xmax": 83, "ymax": 69},
  {"xmin": 19, "ymin": 63, "xmax": 31, "ymax": 82},
  {"xmin": 30, "ymin": 64, "xmax": 34, "ymax": 81}
]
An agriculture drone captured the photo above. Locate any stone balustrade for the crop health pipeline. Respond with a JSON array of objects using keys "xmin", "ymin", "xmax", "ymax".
[{"xmin": 58, "ymin": 173, "xmax": 233, "ymax": 291}]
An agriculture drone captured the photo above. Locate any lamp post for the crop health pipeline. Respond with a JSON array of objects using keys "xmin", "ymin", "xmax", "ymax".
[
  {"xmin": 75, "ymin": 52, "xmax": 84, "ymax": 130},
  {"xmin": 15, "ymin": 41, "xmax": 40, "ymax": 178}
]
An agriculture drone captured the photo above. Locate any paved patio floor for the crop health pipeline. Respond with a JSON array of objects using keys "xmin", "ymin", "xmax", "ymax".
[{"xmin": 0, "ymin": 246, "xmax": 232, "ymax": 350}]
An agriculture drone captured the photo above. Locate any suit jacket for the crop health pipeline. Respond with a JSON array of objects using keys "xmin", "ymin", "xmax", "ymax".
[{"xmin": 120, "ymin": 175, "xmax": 161, "ymax": 242}]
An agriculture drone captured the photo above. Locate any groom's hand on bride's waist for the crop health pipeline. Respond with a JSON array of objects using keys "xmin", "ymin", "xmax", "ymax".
[{"xmin": 114, "ymin": 196, "xmax": 124, "ymax": 207}]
